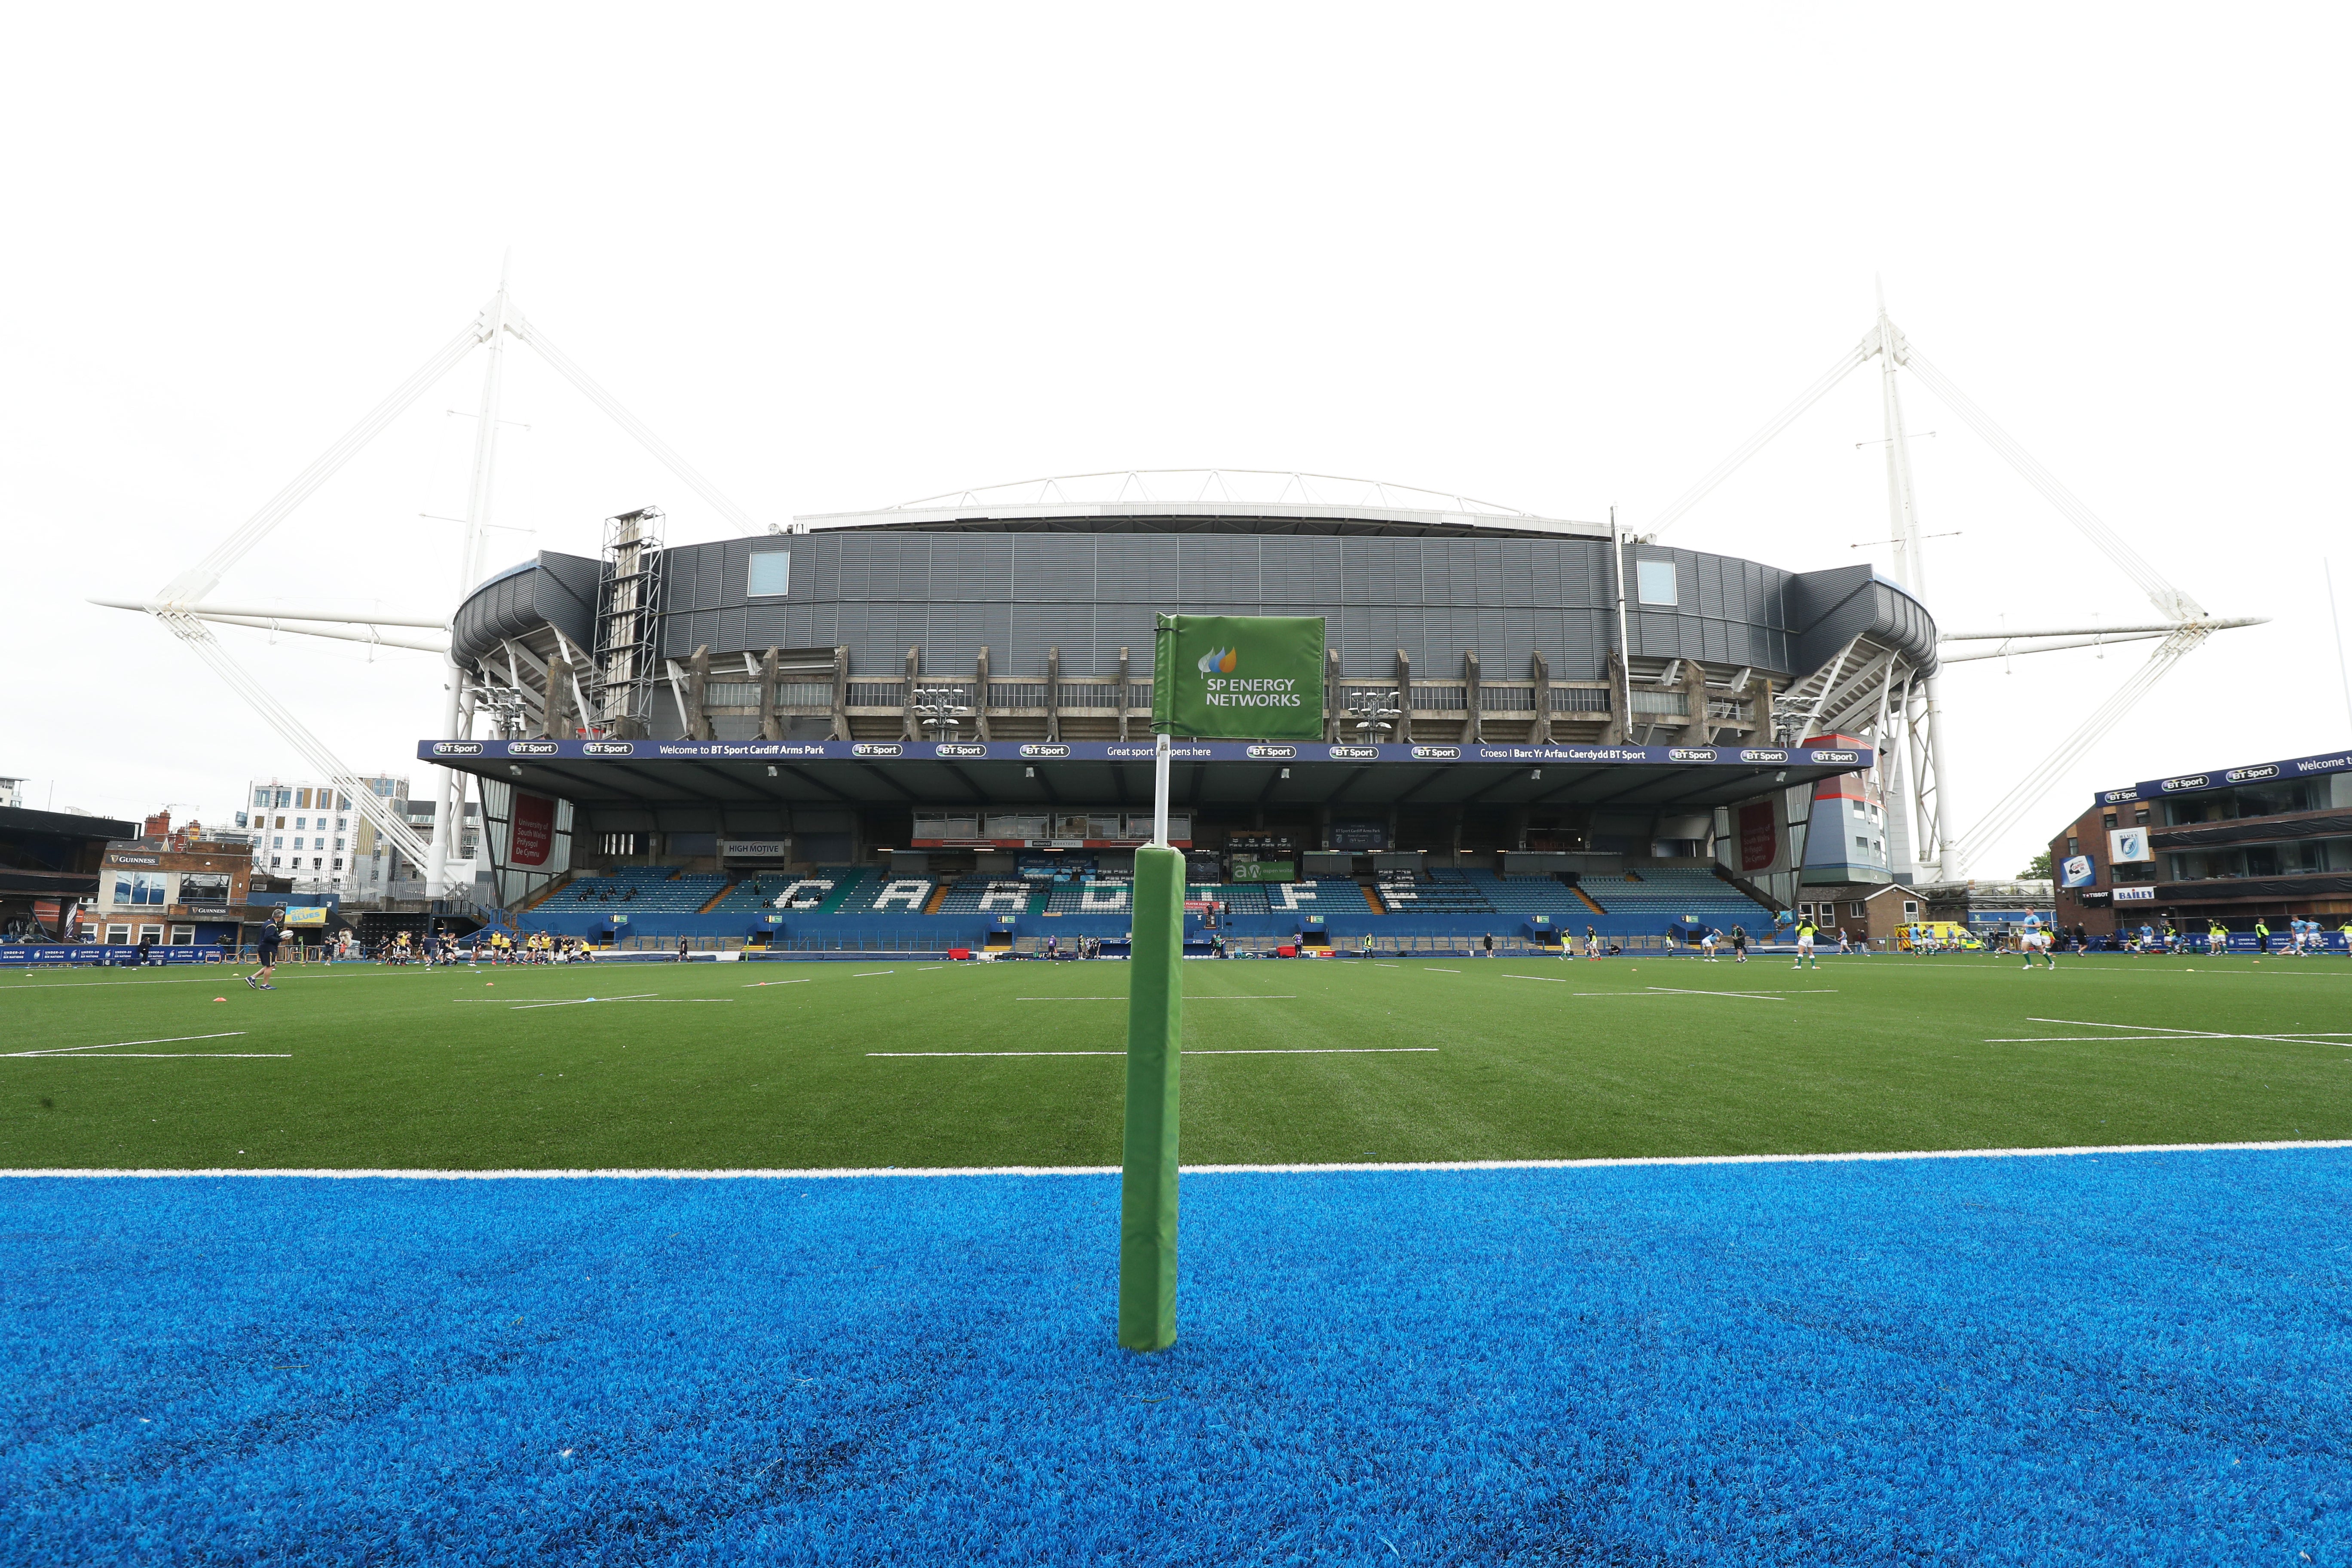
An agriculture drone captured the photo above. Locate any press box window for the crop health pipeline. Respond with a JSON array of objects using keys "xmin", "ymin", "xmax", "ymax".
[
  {"xmin": 1635, "ymin": 558, "xmax": 1679, "ymax": 606},
  {"xmin": 747, "ymin": 551, "xmax": 791, "ymax": 597}
]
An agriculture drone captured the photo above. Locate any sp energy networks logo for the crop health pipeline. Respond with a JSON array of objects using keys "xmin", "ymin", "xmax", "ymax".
[{"xmin": 1195, "ymin": 646, "xmax": 1304, "ymax": 713}]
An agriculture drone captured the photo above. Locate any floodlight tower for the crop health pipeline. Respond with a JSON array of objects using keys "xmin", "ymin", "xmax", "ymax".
[
  {"xmin": 1867, "ymin": 291, "xmax": 1960, "ymax": 879},
  {"xmin": 425, "ymin": 261, "xmax": 513, "ymax": 899}
]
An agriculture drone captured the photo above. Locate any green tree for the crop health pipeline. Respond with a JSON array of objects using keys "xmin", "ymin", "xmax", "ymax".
[{"xmin": 2019, "ymin": 851, "xmax": 2052, "ymax": 879}]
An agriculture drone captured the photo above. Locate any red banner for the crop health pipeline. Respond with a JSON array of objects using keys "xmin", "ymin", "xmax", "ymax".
[
  {"xmin": 1738, "ymin": 801, "xmax": 1777, "ymax": 873},
  {"xmin": 511, "ymin": 793, "xmax": 555, "ymax": 867}
]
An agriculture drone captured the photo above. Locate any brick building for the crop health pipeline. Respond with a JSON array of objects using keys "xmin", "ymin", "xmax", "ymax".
[{"xmin": 2051, "ymin": 745, "xmax": 2352, "ymax": 935}]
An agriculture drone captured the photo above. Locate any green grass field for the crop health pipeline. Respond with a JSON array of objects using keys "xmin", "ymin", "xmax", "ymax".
[{"xmin": 3, "ymin": 953, "xmax": 2347, "ymax": 1170}]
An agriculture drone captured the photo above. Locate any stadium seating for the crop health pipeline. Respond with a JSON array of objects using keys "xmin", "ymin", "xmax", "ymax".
[
  {"xmin": 1188, "ymin": 883, "xmax": 1272, "ymax": 916},
  {"xmin": 1452, "ymin": 870, "xmax": 1576, "ymax": 914},
  {"xmin": 1045, "ymin": 879, "xmax": 1134, "ymax": 915},
  {"xmin": 839, "ymin": 874, "xmax": 937, "ymax": 914},
  {"xmin": 1383, "ymin": 870, "xmax": 1495, "ymax": 915},
  {"xmin": 559, "ymin": 867, "xmax": 728, "ymax": 913},
  {"xmin": 937, "ymin": 877, "xmax": 1040, "ymax": 914},
  {"xmin": 1580, "ymin": 868, "xmax": 1771, "ymax": 934}
]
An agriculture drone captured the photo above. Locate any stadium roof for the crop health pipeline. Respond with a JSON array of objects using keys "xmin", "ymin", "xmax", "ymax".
[
  {"xmin": 424, "ymin": 738, "xmax": 1866, "ymax": 817},
  {"xmin": 794, "ymin": 470, "xmax": 1608, "ymax": 540}
]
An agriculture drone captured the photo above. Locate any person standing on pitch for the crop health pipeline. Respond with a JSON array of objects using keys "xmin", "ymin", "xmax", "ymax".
[
  {"xmin": 1481, "ymin": 931, "xmax": 1494, "ymax": 959},
  {"xmin": 1792, "ymin": 915, "xmax": 1819, "ymax": 970},
  {"xmin": 246, "ymin": 914, "xmax": 283, "ymax": 991},
  {"xmin": 1730, "ymin": 924, "xmax": 1749, "ymax": 963},
  {"xmin": 2023, "ymin": 925, "xmax": 2056, "ymax": 971}
]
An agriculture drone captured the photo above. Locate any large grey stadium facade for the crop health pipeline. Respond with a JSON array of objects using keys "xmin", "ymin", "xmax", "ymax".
[{"xmin": 431, "ymin": 481, "xmax": 1936, "ymax": 909}]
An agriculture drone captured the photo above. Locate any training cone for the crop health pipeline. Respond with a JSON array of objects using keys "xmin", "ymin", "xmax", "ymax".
[{"xmin": 214, "ymin": 996, "xmax": 226, "ymax": 1002}]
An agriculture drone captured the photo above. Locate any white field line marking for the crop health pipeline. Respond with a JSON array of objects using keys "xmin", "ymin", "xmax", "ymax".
[
  {"xmin": 2019, "ymin": 1015, "xmax": 2352, "ymax": 1046},
  {"xmin": 744, "ymin": 980, "xmax": 812, "ymax": 987},
  {"xmin": 509, "ymin": 993, "xmax": 657, "ymax": 1011},
  {"xmin": 1427, "ymin": 968, "xmax": 1463, "ymax": 973},
  {"xmin": 853, "ymin": 971, "xmax": 893, "ymax": 977},
  {"xmin": 6, "ymin": 1032, "xmax": 249, "ymax": 1057},
  {"xmin": 1371, "ymin": 962, "xmax": 1403, "ymax": 968},
  {"xmin": 15, "ymin": 1053, "xmax": 293, "ymax": 1059},
  {"xmin": 1986, "ymin": 1035, "xmax": 2352, "ymax": 1044},
  {"xmin": 868, "ymin": 1047, "xmax": 1439, "ymax": 1057},
  {"xmin": 19, "ymin": 1140, "xmax": 2349, "ymax": 1180},
  {"xmin": 1015, "ymin": 995, "xmax": 1296, "ymax": 1001}
]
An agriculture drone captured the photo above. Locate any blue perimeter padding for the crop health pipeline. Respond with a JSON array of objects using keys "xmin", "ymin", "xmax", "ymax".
[{"xmin": 3, "ymin": 1152, "xmax": 2346, "ymax": 1563}]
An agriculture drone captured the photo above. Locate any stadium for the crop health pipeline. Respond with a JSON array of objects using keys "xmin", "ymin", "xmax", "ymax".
[
  {"xmin": 432, "ymin": 475, "xmax": 1929, "ymax": 958},
  {"xmin": 12, "ymin": 395, "xmax": 2346, "ymax": 1557}
]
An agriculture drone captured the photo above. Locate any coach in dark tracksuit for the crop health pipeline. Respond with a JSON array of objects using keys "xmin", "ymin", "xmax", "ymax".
[{"xmin": 247, "ymin": 918, "xmax": 283, "ymax": 990}]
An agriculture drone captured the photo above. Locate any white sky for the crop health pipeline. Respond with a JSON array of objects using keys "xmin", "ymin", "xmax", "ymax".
[{"xmin": 6, "ymin": 4, "xmax": 2345, "ymax": 875}]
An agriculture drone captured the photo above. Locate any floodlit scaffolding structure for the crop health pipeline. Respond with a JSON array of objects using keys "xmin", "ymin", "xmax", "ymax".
[
  {"xmin": 1651, "ymin": 287, "xmax": 2263, "ymax": 877},
  {"xmin": 92, "ymin": 264, "xmax": 765, "ymax": 897}
]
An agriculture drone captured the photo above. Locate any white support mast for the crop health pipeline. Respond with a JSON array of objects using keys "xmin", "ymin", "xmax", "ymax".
[
  {"xmin": 1870, "ymin": 290, "xmax": 1959, "ymax": 879},
  {"xmin": 1652, "ymin": 287, "xmax": 2263, "ymax": 879},
  {"xmin": 106, "ymin": 262, "xmax": 771, "ymax": 909},
  {"xmin": 427, "ymin": 261, "xmax": 513, "ymax": 899}
]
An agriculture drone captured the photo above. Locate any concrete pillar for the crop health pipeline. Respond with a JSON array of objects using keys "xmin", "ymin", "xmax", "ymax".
[
  {"xmin": 757, "ymin": 648, "xmax": 783, "ymax": 742},
  {"xmin": 974, "ymin": 646, "xmax": 992, "ymax": 741},
  {"xmin": 685, "ymin": 645, "xmax": 714, "ymax": 741}
]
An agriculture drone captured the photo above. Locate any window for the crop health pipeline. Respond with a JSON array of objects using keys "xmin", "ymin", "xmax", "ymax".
[
  {"xmin": 333, "ymin": 858, "xmax": 343, "ymax": 871},
  {"xmin": 2134, "ymin": 807, "xmax": 2150, "ymax": 826},
  {"xmin": 1902, "ymin": 900, "xmax": 1920, "ymax": 918},
  {"xmin": 169, "ymin": 925, "xmax": 194, "ymax": 945},
  {"xmin": 105, "ymin": 924, "xmax": 130, "ymax": 945},
  {"xmin": 137, "ymin": 924, "xmax": 163, "ymax": 946},
  {"xmin": 333, "ymin": 837, "xmax": 344, "ymax": 850},
  {"xmin": 337, "ymin": 817, "xmax": 348, "ymax": 830},
  {"xmin": 270, "ymin": 857, "xmax": 282, "ymax": 869},
  {"xmin": 603, "ymin": 831, "xmax": 639, "ymax": 855},
  {"xmin": 1635, "ymin": 558, "xmax": 1678, "ymax": 606},
  {"xmin": 1797, "ymin": 902, "xmax": 1813, "ymax": 919},
  {"xmin": 312, "ymin": 857, "xmax": 323, "ymax": 870},
  {"xmin": 272, "ymin": 836, "xmax": 284, "ymax": 848},
  {"xmin": 295, "ymin": 816, "xmax": 307, "ymax": 830},
  {"xmin": 747, "ymin": 550, "xmax": 791, "ymax": 597},
  {"xmin": 1854, "ymin": 835, "xmax": 1870, "ymax": 851},
  {"xmin": 2102, "ymin": 812, "xmax": 2117, "ymax": 830},
  {"xmin": 275, "ymin": 816, "xmax": 287, "ymax": 829},
  {"xmin": 1848, "ymin": 902, "xmax": 1866, "ymax": 918},
  {"xmin": 2067, "ymin": 836, "xmax": 2079, "ymax": 855},
  {"xmin": 112, "ymin": 870, "xmax": 168, "ymax": 906}
]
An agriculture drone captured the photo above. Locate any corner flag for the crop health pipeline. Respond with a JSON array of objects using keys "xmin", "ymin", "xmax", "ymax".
[{"xmin": 1119, "ymin": 613, "xmax": 1327, "ymax": 1354}]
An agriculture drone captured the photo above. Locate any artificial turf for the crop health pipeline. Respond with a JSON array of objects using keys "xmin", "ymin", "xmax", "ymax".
[
  {"xmin": 3, "ymin": 953, "xmax": 2349, "ymax": 1170},
  {"xmin": 4, "ymin": 1151, "xmax": 2346, "ymax": 1565}
]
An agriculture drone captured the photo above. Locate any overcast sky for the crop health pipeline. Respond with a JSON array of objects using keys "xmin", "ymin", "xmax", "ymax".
[{"xmin": 7, "ymin": 4, "xmax": 2344, "ymax": 874}]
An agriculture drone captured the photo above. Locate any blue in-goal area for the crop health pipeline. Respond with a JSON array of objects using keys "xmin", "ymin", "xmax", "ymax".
[{"xmin": 3, "ymin": 1153, "xmax": 2346, "ymax": 1565}]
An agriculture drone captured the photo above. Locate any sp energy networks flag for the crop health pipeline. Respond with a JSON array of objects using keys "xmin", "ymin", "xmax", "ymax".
[{"xmin": 1152, "ymin": 614, "xmax": 1326, "ymax": 740}]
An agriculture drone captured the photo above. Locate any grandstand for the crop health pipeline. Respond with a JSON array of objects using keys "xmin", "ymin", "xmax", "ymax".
[{"xmin": 425, "ymin": 478, "xmax": 1908, "ymax": 957}]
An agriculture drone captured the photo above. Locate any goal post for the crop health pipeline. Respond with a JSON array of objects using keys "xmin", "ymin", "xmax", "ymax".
[
  {"xmin": 1117, "ymin": 839, "xmax": 1184, "ymax": 1351},
  {"xmin": 1118, "ymin": 613, "xmax": 1327, "ymax": 1351}
]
